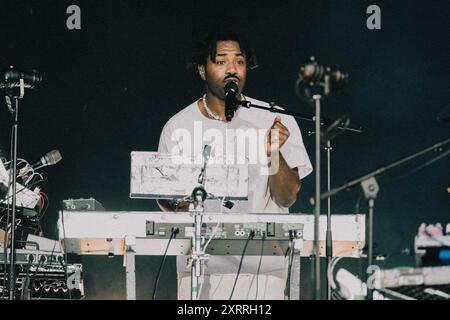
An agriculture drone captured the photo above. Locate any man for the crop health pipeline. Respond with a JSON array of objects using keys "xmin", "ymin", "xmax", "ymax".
[{"xmin": 157, "ymin": 31, "xmax": 312, "ymax": 299}]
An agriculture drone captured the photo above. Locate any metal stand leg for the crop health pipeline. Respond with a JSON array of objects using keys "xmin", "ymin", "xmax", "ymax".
[
  {"xmin": 290, "ymin": 239, "xmax": 303, "ymax": 300},
  {"xmin": 360, "ymin": 177, "xmax": 379, "ymax": 300},
  {"xmin": 190, "ymin": 187, "xmax": 208, "ymax": 300},
  {"xmin": 124, "ymin": 235, "xmax": 136, "ymax": 300},
  {"xmin": 191, "ymin": 256, "xmax": 200, "ymax": 300},
  {"xmin": 313, "ymin": 94, "xmax": 322, "ymax": 300},
  {"xmin": 290, "ymin": 253, "xmax": 302, "ymax": 300}
]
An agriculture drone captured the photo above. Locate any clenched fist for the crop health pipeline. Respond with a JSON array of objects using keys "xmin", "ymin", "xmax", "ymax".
[{"xmin": 266, "ymin": 115, "xmax": 290, "ymax": 157}]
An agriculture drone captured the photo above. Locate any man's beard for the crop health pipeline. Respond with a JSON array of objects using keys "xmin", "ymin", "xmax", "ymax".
[{"xmin": 206, "ymin": 82, "xmax": 227, "ymax": 100}]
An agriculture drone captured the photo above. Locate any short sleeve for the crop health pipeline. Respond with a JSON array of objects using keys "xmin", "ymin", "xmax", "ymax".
[
  {"xmin": 158, "ymin": 122, "xmax": 173, "ymax": 153},
  {"xmin": 279, "ymin": 115, "xmax": 313, "ymax": 180}
]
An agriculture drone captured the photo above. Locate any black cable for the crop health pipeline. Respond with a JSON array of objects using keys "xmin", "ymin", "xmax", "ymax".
[
  {"xmin": 20, "ymin": 254, "xmax": 34, "ymax": 300},
  {"xmin": 57, "ymin": 255, "xmax": 72, "ymax": 300},
  {"xmin": 229, "ymin": 230, "xmax": 254, "ymax": 300},
  {"xmin": 38, "ymin": 242, "xmax": 57, "ymax": 298},
  {"xmin": 0, "ymin": 177, "xmax": 45, "ymax": 205},
  {"xmin": 284, "ymin": 233, "xmax": 295, "ymax": 300},
  {"xmin": 29, "ymin": 255, "xmax": 45, "ymax": 299},
  {"xmin": 255, "ymin": 232, "xmax": 265, "ymax": 300},
  {"xmin": 152, "ymin": 227, "xmax": 178, "ymax": 300}
]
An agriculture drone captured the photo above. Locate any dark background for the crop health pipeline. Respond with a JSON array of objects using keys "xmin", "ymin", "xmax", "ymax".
[{"xmin": 0, "ymin": 0, "xmax": 449, "ymax": 297}]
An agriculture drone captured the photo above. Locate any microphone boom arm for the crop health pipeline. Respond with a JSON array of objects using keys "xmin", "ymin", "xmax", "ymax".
[
  {"xmin": 320, "ymin": 137, "xmax": 450, "ymax": 201},
  {"xmin": 238, "ymin": 100, "xmax": 363, "ymax": 134}
]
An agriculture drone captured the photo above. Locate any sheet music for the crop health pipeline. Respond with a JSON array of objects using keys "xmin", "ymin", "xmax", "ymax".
[{"xmin": 130, "ymin": 152, "xmax": 248, "ymax": 199}]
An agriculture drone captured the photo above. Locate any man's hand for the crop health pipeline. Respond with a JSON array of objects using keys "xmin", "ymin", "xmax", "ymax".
[
  {"xmin": 266, "ymin": 115, "xmax": 290, "ymax": 157},
  {"xmin": 157, "ymin": 199, "xmax": 191, "ymax": 212},
  {"xmin": 266, "ymin": 115, "xmax": 300, "ymax": 208}
]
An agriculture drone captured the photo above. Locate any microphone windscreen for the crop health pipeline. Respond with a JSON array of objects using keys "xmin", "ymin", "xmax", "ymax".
[
  {"xmin": 225, "ymin": 81, "xmax": 238, "ymax": 93},
  {"xmin": 44, "ymin": 150, "xmax": 62, "ymax": 165}
]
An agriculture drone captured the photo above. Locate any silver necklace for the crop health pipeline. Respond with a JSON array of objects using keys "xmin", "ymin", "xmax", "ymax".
[
  {"xmin": 202, "ymin": 94, "xmax": 245, "ymax": 122},
  {"xmin": 202, "ymin": 94, "xmax": 224, "ymax": 121}
]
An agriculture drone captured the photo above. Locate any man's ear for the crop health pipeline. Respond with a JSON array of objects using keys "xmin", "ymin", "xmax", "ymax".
[{"xmin": 198, "ymin": 65, "xmax": 206, "ymax": 80}]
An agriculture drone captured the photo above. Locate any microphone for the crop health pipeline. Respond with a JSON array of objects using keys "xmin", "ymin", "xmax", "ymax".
[
  {"xmin": 224, "ymin": 81, "xmax": 239, "ymax": 122},
  {"xmin": 30, "ymin": 150, "xmax": 62, "ymax": 170},
  {"xmin": 299, "ymin": 56, "xmax": 348, "ymax": 87},
  {"xmin": 296, "ymin": 56, "xmax": 348, "ymax": 101},
  {"xmin": 1, "ymin": 67, "xmax": 43, "ymax": 89}
]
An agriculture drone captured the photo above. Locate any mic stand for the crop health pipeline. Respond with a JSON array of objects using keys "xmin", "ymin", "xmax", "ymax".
[
  {"xmin": 238, "ymin": 99, "xmax": 362, "ymax": 300},
  {"xmin": 360, "ymin": 177, "xmax": 379, "ymax": 300},
  {"xmin": 189, "ymin": 146, "xmax": 212, "ymax": 300},
  {"xmin": 312, "ymin": 94, "xmax": 322, "ymax": 300},
  {"xmin": 320, "ymin": 137, "xmax": 450, "ymax": 300},
  {"xmin": 4, "ymin": 79, "xmax": 26, "ymax": 300},
  {"xmin": 305, "ymin": 133, "xmax": 352, "ymax": 300},
  {"xmin": 325, "ymin": 139, "xmax": 332, "ymax": 300},
  {"xmin": 238, "ymin": 101, "xmax": 363, "ymax": 134},
  {"xmin": 189, "ymin": 186, "xmax": 209, "ymax": 300}
]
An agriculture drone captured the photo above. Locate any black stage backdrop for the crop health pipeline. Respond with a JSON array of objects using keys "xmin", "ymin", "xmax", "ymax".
[{"xmin": 0, "ymin": 0, "xmax": 449, "ymax": 298}]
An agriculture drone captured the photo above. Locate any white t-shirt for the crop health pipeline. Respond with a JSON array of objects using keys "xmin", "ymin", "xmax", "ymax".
[{"xmin": 158, "ymin": 96, "xmax": 312, "ymax": 299}]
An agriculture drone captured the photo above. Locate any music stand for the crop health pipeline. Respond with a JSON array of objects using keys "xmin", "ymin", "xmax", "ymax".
[{"xmin": 129, "ymin": 151, "xmax": 249, "ymax": 300}]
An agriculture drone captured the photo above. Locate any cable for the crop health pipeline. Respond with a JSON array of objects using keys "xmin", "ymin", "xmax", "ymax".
[
  {"xmin": 284, "ymin": 233, "xmax": 295, "ymax": 300},
  {"xmin": 196, "ymin": 197, "xmax": 226, "ymax": 299},
  {"xmin": 3, "ymin": 158, "xmax": 28, "ymax": 169},
  {"xmin": 0, "ymin": 177, "xmax": 46, "ymax": 205},
  {"xmin": 152, "ymin": 227, "xmax": 178, "ymax": 300},
  {"xmin": 20, "ymin": 254, "xmax": 34, "ymax": 300},
  {"xmin": 24, "ymin": 172, "xmax": 44, "ymax": 187},
  {"xmin": 255, "ymin": 232, "xmax": 266, "ymax": 300},
  {"xmin": 327, "ymin": 249, "xmax": 364, "ymax": 293},
  {"xmin": 229, "ymin": 230, "xmax": 254, "ymax": 300},
  {"xmin": 42, "ymin": 241, "xmax": 58, "ymax": 285},
  {"xmin": 37, "ymin": 192, "xmax": 49, "ymax": 220},
  {"xmin": 29, "ymin": 255, "xmax": 46, "ymax": 299},
  {"xmin": 16, "ymin": 160, "xmax": 33, "ymax": 181},
  {"xmin": 36, "ymin": 193, "xmax": 45, "ymax": 217},
  {"xmin": 200, "ymin": 196, "xmax": 226, "ymax": 257},
  {"xmin": 355, "ymin": 191, "xmax": 363, "ymax": 215},
  {"xmin": 56, "ymin": 255, "xmax": 72, "ymax": 300},
  {"xmin": 202, "ymin": 222, "xmax": 220, "ymax": 254}
]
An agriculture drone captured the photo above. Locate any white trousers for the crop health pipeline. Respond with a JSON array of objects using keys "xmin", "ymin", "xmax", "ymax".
[{"xmin": 177, "ymin": 273, "xmax": 286, "ymax": 300}]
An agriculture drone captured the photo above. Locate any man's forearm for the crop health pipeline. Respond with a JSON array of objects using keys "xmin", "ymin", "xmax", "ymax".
[
  {"xmin": 156, "ymin": 199, "xmax": 191, "ymax": 212},
  {"xmin": 157, "ymin": 199, "xmax": 173, "ymax": 211},
  {"xmin": 268, "ymin": 153, "xmax": 300, "ymax": 208}
]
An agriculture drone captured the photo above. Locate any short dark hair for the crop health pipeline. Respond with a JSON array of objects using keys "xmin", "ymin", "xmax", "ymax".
[{"xmin": 187, "ymin": 31, "xmax": 258, "ymax": 74}]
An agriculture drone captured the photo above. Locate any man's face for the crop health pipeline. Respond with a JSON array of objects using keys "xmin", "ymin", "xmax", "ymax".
[{"xmin": 200, "ymin": 40, "xmax": 247, "ymax": 99}]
